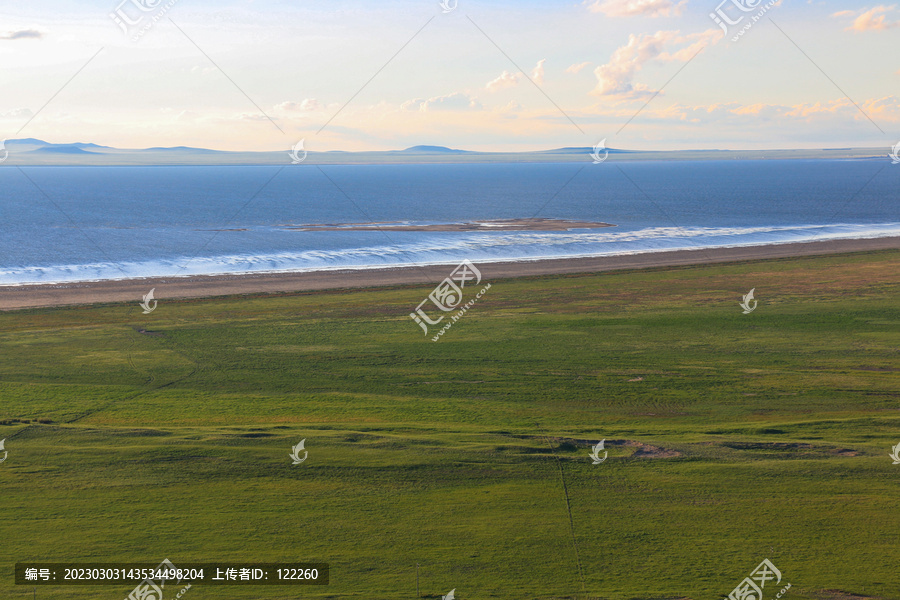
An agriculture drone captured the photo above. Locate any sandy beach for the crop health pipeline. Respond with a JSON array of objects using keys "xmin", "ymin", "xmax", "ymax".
[{"xmin": 1, "ymin": 236, "xmax": 897, "ymax": 311}]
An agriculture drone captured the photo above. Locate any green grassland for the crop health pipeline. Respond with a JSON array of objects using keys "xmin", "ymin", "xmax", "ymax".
[{"xmin": 1, "ymin": 250, "xmax": 899, "ymax": 600}]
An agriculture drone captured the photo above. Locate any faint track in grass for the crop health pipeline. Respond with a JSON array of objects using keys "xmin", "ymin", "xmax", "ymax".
[
  {"xmin": 64, "ymin": 355, "xmax": 199, "ymax": 424},
  {"xmin": 540, "ymin": 428, "xmax": 586, "ymax": 593},
  {"xmin": 126, "ymin": 324, "xmax": 156, "ymax": 387},
  {"xmin": 65, "ymin": 308, "xmax": 202, "ymax": 424}
]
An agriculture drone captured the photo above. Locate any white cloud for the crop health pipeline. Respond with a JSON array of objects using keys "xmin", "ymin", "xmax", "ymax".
[
  {"xmin": 424, "ymin": 93, "xmax": 481, "ymax": 111},
  {"xmin": 0, "ymin": 29, "xmax": 43, "ymax": 40},
  {"xmin": 833, "ymin": 5, "xmax": 900, "ymax": 31},
  {"xmin": 592, "ymin": 29, "xmax": 722, "ymax": 99},
  {"xmin": 275, "ymin": 99, "xmax": 321, "ymax": 112},
  {"xmin": 566, "ymin": 62, "xmax": 591, "ymax": 74},
  {"xmin": 486, "ymin": 70, "xmax": 519, "ymax": 91},
  {"xmin": 586, "ymin": 0, "xmax": 687, "ymax": 17},
  {"xmin": 0, "ymin": 108, "xmax": 33, "ymax": 119},
  {"xmin": 611, "ymin": 95, "xmax": 900, "ymax": 125},
  {"xmin": 532, "ymin": 59, "xmax": 546, "ymax": 85},
  {"xmin": 403, "ymin": 93, "xmax": 481, "ymax": 112},
  {"xmin": 401, "ymin": 97, "xmax": 426, "ymax": 111},
  {"xmin": 230, "ymin": 112, "xmax": 269, "ymax": 122},
  {"xmin": 487, "ymin": 60, "xmax": 548, "ymax": 91},
  {"xmin": 175, "ymin": 110, "xmax": 199, "ymax": 121}
]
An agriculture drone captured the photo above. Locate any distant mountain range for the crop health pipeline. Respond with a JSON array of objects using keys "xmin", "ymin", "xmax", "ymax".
[
  {"xmin": 6, "ymin": 138, "xmax": 112, "ymax": 154},
  {"xmin": 5, "ymin": 138, "xmax": 229, "ymax": 155},
  {"xmin": 0, "ymin": 138, "xmax": 885, "ymax": 166},
  {"xmin": 392, "ymin": 145, "xmax": 473, "ymax": 154},
  {"xmin": 4, "ymin": 138, "xmax": 618, "ymax": 155}
]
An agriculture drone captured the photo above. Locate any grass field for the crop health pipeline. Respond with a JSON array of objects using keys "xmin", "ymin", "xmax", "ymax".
[{"xmin": 1, "ymin": 249, "xmax": 899, "ymax": 600}]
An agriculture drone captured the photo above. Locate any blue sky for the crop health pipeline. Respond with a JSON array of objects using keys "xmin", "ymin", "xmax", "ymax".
[{"xmin": 0, "ymin": 0, "xmax": 897, "ymax": 151}]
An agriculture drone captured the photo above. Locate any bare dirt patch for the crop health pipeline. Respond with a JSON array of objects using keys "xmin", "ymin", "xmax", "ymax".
[
  {"xmin": 610, "ymin": 439, "xmax": 682, "ymax": 458},
  {"xmin": 831, "ymin": 448, "xmax": 859, "ymax": 457},
  {"xmin": 517, "ymin": 435, "xmax": 683, "ymax": 459}
]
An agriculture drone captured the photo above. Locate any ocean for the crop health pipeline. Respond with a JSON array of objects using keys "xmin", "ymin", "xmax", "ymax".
[{"xmin": 0, "ymin": 159, "xmax": 897, "ymax": 285}]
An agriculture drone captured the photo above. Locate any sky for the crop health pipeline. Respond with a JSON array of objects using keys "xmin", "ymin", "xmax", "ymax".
[{"xmin": 0, "ymin": 0, "xmax": 897, "ymax": 151}]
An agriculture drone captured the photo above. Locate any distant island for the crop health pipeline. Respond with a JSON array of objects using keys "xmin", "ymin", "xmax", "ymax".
[{"xmin": 0, "ymin": 138, "xmax": 885, "ymax": 166}]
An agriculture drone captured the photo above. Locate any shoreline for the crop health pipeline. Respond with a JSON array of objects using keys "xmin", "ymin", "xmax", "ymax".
[{"xmin": 1, "ymin": 236, "xmax": 898, "ymax": 311}]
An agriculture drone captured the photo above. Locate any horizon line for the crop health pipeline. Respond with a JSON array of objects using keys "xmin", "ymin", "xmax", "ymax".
[{"xmin": 1, "ymin": 138, "xmax": 888, "ymax": 155}]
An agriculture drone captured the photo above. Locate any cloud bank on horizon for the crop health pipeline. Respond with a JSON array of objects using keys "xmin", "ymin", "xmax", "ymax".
[{"xmin": 0, "ymin": 0, "xmax": 896, "ymax": 152}]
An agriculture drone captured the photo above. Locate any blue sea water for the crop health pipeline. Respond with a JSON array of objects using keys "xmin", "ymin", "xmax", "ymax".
[{"xmin": 0, "ymin": 159, "xmax": 897, "ymax": 284}]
